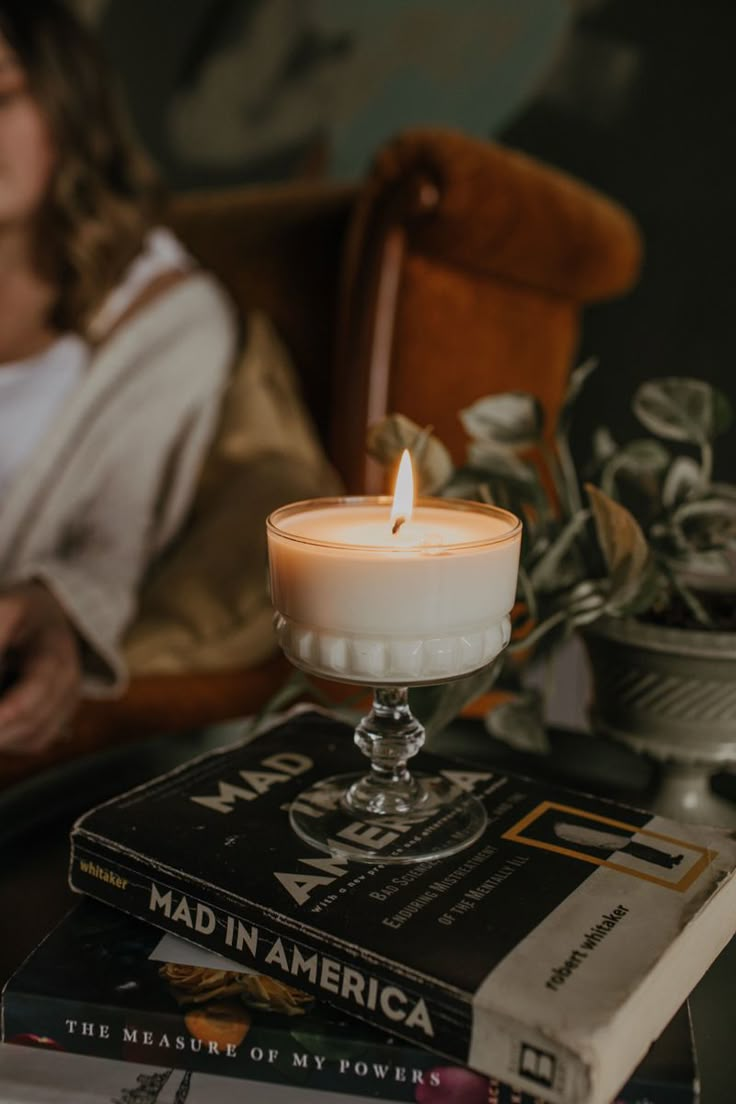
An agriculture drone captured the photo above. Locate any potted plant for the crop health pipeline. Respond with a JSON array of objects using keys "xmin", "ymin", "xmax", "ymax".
[{"xmin": 368, "ymin": 366, "xmax": 736, "ymax": 824}]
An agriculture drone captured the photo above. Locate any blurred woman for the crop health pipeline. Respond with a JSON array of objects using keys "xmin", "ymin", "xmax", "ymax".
[{"xmin": 0, "ymin": 0, "xmax": 237, "ymax": 753}]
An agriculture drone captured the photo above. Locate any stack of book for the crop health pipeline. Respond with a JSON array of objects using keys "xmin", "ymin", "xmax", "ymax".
[{"xmin": 4, "ymin": 708, "xmax": 736, "ymax": 1104}]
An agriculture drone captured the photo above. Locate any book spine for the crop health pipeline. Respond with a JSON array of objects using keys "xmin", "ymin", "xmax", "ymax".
[
  {"xmin": 2, "ymin": 989, "xmax": 454, "ymax": 1102},
  {"xmin": 2, "ymin": 989, "xmax": 696, "ymax": 1104},
  {"xmin": 69, "ymin": 837, "xmax": 472, "ymax": 1065}
]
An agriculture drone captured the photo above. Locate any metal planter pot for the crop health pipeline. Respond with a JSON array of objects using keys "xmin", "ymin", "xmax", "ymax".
[{"xmin": 582, "ymin": 615, "xmax": 736, "ymax": 825}]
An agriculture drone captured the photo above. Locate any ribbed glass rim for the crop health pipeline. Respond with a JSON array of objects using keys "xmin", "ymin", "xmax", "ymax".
[{"xmin": 267, "ymin": 495, "xmax": 522, "ymax": 551}]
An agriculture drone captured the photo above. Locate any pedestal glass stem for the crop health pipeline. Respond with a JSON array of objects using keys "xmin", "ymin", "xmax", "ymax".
[
  {"xmin": 288, "ymin": 686, "xmax": 489, "ymax": 863},
  {"xmin": 345, "ymin": 687, "xmax": 426, "ymax": 818}
]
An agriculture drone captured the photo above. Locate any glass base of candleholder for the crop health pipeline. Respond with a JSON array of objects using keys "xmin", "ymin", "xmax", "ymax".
[
  {"xmin": 287, "ymin": 685, "xmax": 488, "ymax": 864},
  {"xmin": 290, "ymin": 772, "xmax": 487, "ymax": 864}
]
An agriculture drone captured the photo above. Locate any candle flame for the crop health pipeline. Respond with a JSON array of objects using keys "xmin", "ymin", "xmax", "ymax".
[{"xmin": 390, "ymin": 449, "xmax": 414, "ymax": 533}]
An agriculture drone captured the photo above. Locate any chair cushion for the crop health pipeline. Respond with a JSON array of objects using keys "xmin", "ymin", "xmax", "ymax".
[{"xmin": 123, "ymin": 312, "xmax": 341, "ymax": 674}]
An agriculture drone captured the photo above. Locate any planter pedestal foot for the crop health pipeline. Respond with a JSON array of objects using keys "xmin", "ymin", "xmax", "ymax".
[{"xmin": 652, "ymin": 760, "xmax": 736, "ymax": 828}]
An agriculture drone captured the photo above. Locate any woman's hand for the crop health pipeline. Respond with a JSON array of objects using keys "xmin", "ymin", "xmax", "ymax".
[{"xmin": 0, "ymin": 582, "xmax": 81, "ymax": 754}]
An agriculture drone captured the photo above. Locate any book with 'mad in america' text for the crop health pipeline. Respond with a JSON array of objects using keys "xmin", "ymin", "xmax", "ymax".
[
  {"xmin": 1, "ymin": 899, "xmax": 699, "ymax": 1104},
  {"xmin": 66, "ymin": 709, "xmax": 735, "ymax": 1104}
]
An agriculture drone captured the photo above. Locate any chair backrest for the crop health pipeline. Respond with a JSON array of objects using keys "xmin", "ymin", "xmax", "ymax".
[
  {"xmin": 332, "ymin": 129, "xmax": 643, "ymax": 492},
  {"xmin": 168, "ymin": 180, "xmax": 355, "ymax": 450}
]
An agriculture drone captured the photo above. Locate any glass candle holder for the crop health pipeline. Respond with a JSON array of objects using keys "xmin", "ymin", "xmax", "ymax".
[{"xmin": 267, "ymin": 496, "xmax": 521, "ymax": 864}]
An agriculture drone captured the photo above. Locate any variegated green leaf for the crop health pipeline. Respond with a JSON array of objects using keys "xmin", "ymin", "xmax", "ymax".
[
  {"xmin": 466, "ymin": 441, "xmax": 539, "ymax": 484},
  {"xmin": 662, "ymin": 455, "xmax": 703, "ymax": 507},
  {"xmin": 672, "ymin": 496, "xmax": 736, "ymax": 550},
  {"xmin": 585, "ymin": 483, "xmax": 656, "ymax": 613},
  {"xmin": 459, "ymin": 392, "xmax": 544, "ymax": 447},
  {"xmin": 366, "ymin": 413, "xmax": 454, "ymax": 493},
  {"xmin": 600, "ymin": 438, "xmax": 670, "ymax": 497},
  {"xmin": 633, "ymin": 377, "xmax": 732, "ymax": 444},
  {"xmin": 566, "ymin": 580, "xmax": 608, "ymax": 626},
  {"xmin": 557, "ymin": 357, "xmax": 597, "ymax": 442},
  {"xmin": 484, "ymin": 690, "xmax": 549, "ymax": 754},
  {"xmin": 591, "ymin": 425, "xmax": 617, "ymax": 466}
]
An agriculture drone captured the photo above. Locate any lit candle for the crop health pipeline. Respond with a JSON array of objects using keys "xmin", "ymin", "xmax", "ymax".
[{"xmin": 266, "ymin": 451, "xmax": 521, "ymax": 684}]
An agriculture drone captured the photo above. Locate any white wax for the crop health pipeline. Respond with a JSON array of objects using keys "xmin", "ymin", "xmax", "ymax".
[
  {"xmin": 276, "ymin": 504, "xmax": 509, "ymax": 549},
  {"xmin": 267, "ymin": 500, "xmax": 521, "ymax": 684}
]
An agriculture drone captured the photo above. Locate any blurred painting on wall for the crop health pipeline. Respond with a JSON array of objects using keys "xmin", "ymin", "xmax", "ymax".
[{"xmin": 70, "ymin": 0, "xmax": 568, "ymax": 190}]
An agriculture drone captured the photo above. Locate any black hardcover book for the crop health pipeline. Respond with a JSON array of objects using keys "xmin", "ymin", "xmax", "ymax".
[
  {"xmin": 2, "ymin": 900, "xmax": 698, "ymax": 1104},
  {"xmin": 67, "ymin": 709, "xmax": 733, "ymax": 1104}
]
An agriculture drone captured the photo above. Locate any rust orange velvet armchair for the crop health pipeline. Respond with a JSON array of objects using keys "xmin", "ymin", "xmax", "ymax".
[
  {"xmin": 0, "ymin": 128, "xmax": 642, "ymax": 786},
  {"xmin": 333, "ymin": 128, "xmax": 642, "ymax": 492}
]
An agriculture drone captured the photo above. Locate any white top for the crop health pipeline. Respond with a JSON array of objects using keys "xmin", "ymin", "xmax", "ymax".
[
  {"xmin": 0, "ymin": 334, "xmax": 87, "ymax": 497},
  {"xmin": 0, "ymin": 228, "xmax": 190, "ymax": 496}
]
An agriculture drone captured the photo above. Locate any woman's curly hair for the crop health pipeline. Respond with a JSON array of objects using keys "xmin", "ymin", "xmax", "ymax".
[{"xmin": 0, "ymin": 0, "xmax": 162, "ymax": 335}]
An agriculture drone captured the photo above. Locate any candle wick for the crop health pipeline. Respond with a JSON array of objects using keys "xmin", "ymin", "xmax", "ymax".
[{"xmin": 392, "ymin": 516, "xmax": 406, "ymax": 536}]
